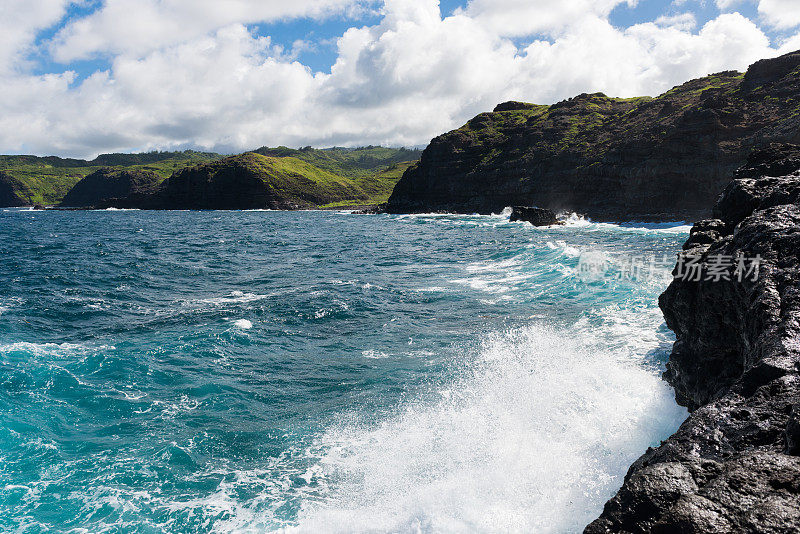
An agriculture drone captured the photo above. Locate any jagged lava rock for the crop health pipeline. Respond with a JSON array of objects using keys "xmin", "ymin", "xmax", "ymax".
[
  {"xmin": 509, "ymin": 206, "xmax": 561, "ymax": 226},
  {"xmin": 586, "ymin": 144, "xmax": 800, "ymax": 533}
]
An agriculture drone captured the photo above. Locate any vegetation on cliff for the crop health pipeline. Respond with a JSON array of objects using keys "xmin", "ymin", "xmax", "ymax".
[
  {"xmin": 253, "ymin": 146, "xmax": 421, "ymax": 179},
  {"xmin": 0, "ymin": 151, "xmax": 220, "ymax": 206},
  {"xmin": 0, "ymin": 146, "xmax": 420, "ymax": 209},
  {"xmin": 98, "ymin": 148, "xmax": 421, "ymax": 210},
  {"xmin": 388, "ymin": 50, "xmax": 800, "ymax": 221}
]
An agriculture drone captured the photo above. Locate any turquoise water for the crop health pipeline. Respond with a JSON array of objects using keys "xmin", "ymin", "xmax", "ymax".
[{"xmin": 0, "ymin": 208, "xmax": 688, "ymax": 533}]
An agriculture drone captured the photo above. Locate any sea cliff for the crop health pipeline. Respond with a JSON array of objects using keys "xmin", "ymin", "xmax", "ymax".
[
  {"xmin": 586, "ymin": 144, "xmax": 800, "ymax": 532},
  {"xmin": 387, "ymin": 51, "xmax": 800, "ymax": 221}
]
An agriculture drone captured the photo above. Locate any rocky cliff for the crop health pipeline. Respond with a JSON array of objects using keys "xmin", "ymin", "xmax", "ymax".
[
  {"xmin": 387, "ymin": 51, "xmax": 800, "ymax": 221},
  {"xmin": 586, "ymin": 143, "xmax": 800, "ymax": 533},
  {"xmin": 0, "ymin": 171, "xmax": 20, "ymax": 207},
  {"xmin": 60, "ymin": 168, "xmax": 162, "ymax": 207}
]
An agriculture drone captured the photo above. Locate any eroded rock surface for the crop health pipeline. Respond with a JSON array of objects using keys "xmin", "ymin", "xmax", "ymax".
[{"xmin": 586, "ymin": 144, "xmax": 800, "ymax": 533}]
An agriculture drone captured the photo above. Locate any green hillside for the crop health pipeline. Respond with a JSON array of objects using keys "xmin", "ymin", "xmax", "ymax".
[
  {"xmin": 319, "ymin": 160, "xmax": 418, "ymax": 208},
  {"xmin": 148, "ymin": 151, "xmax": 421, "ymax": 210},
  {"xmin": 0, "ymin": 146, "xmax": 421, "ymax": 208},
  {"xmin": 244, "ymin": 149, "xmax": 421, "ymax": 207},
  {"xmin": 0, "ymin": 151, "xmax": 221, "ymax": 206},
  {"xmin": 252, "ymin": 146, "xmax": 422, "ymax": 179}
]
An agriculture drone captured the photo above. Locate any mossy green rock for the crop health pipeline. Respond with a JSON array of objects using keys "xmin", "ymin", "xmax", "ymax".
[{"xmin": 388, "ymin": 50, "xmax": 800, "ymax": 221}]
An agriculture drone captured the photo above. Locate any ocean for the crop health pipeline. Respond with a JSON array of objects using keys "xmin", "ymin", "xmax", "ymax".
[{"xmin": 0, "ymin": 208, "xmax": 688, "ymax": 533}]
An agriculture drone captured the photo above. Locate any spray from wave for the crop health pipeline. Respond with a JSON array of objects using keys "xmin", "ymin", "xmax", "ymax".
[{"xmin": 285, "ymin": 313, "xmax": 686, "ymax": 533}]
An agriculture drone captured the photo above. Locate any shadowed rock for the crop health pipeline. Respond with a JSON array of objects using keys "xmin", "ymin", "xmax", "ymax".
[
  {"xmin": 0, "ymin": 171, "xmax": 19, "ymax": 207},
  {"xmin": 509, "ymin": 206, "xmax": 561, "ymax": 226},
  {"xmin": 60, "ymin": 168, "xmax": 162, "ymax": 208}
]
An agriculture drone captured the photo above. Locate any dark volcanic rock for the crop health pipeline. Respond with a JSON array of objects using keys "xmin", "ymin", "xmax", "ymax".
[
  {"xmin": 387, "ymin": 51, "xmax": 800, "ymax": 221},
  {"xmin": 60, "ymin": 168, "xmax": 162, "ymax": 208},
  {"xmin": 509, "ymin": 206, "xmax": 561, "ymax": 226},
  {"xmin": 586, "ymin": 144, "xmax": 800, "ymax": 533},
  {"xmin": 0, "ymin": 171, "xmax": 20, "ymax": 207}
]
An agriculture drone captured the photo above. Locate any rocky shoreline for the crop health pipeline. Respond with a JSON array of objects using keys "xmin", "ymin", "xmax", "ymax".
[{"xmin": 586, "ymin": 144, "xmax": 800, "ymax": 533}]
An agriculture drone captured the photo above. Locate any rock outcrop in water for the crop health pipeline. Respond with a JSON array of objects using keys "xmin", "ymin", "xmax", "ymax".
[
  {"xmin": 387, "ymin": 50, "xmax": 800, "ymax": 221},
  {"xmin": 509, "ymin": 206, "xmax": 561, "ymax": 226},
  {"xmin": 60, "ymin": 168, "xmax": 162, "ymax": 208},
  {"xmin": 586, "ymin": 143, "xmax": 800, "ymax": 533}
]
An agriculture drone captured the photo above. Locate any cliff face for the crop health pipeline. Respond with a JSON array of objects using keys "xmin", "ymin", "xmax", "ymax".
[
  {"xmin": 387, "ymin": 51, "xmax": 800, "ymax": 221},
  {"xmin": 586, "ymin": 144, "xmax": 800, "ymax": 533},
  {"xmin": 0, "ymin": 171, "xmax": 20, "ymax": 207},
  {"xmin": 60, "ymin": 168, "xmax": 162, "ymax": 207}
]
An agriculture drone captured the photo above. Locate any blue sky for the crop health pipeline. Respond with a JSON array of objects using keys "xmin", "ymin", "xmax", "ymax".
[{"xmin": 2, "ymin": 0, "xmax": 800, "ymax": 157}]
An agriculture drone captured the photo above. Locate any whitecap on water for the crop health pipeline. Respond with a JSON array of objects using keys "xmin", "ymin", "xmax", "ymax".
[
  {"xmin": 234, "ymin": 319, "xmax": 253, "ymax": 329},
  {"xmin": 361, "ymin": 350, "xmax": 389, "ymax": 359}
]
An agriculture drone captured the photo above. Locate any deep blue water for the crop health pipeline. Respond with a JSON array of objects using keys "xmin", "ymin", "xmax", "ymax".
[{"xmin": 0, "ymin": 209, "xmax": 688, "ymax": 533}]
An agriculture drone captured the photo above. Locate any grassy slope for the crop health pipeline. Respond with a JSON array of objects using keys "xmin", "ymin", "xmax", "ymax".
[
  {"xmin": 453, "ymin": 72, "xmax": 746, "ymax": 157},
  {"xmin": 0, "ymin": 151, "xmax": 221, "ymax": 205},
  {"xmin": 205, "ymin": 148, "xmax": 422, "ymax": 208},
  {"xmin": 318, "ymin": 161, "xmax": 418, "ymax": 208},
  {"xmin": 224, "ymin": 152, "xmax": 419, "ymax": 208},
  {"xmin": 253, "ymin": 146, "xmax": 422, "ymax": 178}
]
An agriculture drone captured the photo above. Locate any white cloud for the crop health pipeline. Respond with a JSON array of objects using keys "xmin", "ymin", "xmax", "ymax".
[
  {"xmin": 0, "ymin": 0, "xmax": 797, "ymax": 158},
  {"xmin": 50, "ymin": 0, "xmax": 373, "ymax": 62},
  {"xmin": 654, "ymin": 13, "xmax": 697, "ymax": 31},
  {"xmin": 715, "ymin": 0, "xmax": 744, "ymax": 9},
  {"xmin": 0, "ymin": 0, "xmax": 70, "ymax": 72},
  {"xmin": 461, "ymin": 0, "xmax": 636, "ymax": 37},
  {"xmin": 758, "ymin": 0, "xmax": 800, "ymax": 29}
]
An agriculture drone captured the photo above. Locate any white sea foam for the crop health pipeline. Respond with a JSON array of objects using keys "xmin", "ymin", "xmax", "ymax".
[
  {"xmin": 192, "ymin": 291, "xmax": 272, "ymax": 306},
  {"xmin": 361, "ymin": 350, "xmax": 389, "ymax": 359},
  {"xmin": 280, "ymin": 310, "xmax": 686, "ymax": 534},
  {"xmin": 234, "ymin": 319, "xmax": 253, "ymax": 330},
  {"xmin": 546, "ymin": 240, "xmax": 581, "ymax": 257},
  {"xmin": 0, "ymin": 342, "xmax": 115, "ymax": 358}
]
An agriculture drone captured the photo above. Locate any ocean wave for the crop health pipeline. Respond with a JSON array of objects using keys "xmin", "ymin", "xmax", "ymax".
[{"xmin": 278, "ymin": 313, "xmax": 686, "ymax": 533}]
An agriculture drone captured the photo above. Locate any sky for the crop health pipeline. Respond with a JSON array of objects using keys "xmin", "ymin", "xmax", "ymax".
[{"xmin": 2, "ymin": 0, "xmax": 800, "ymax": 159}]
